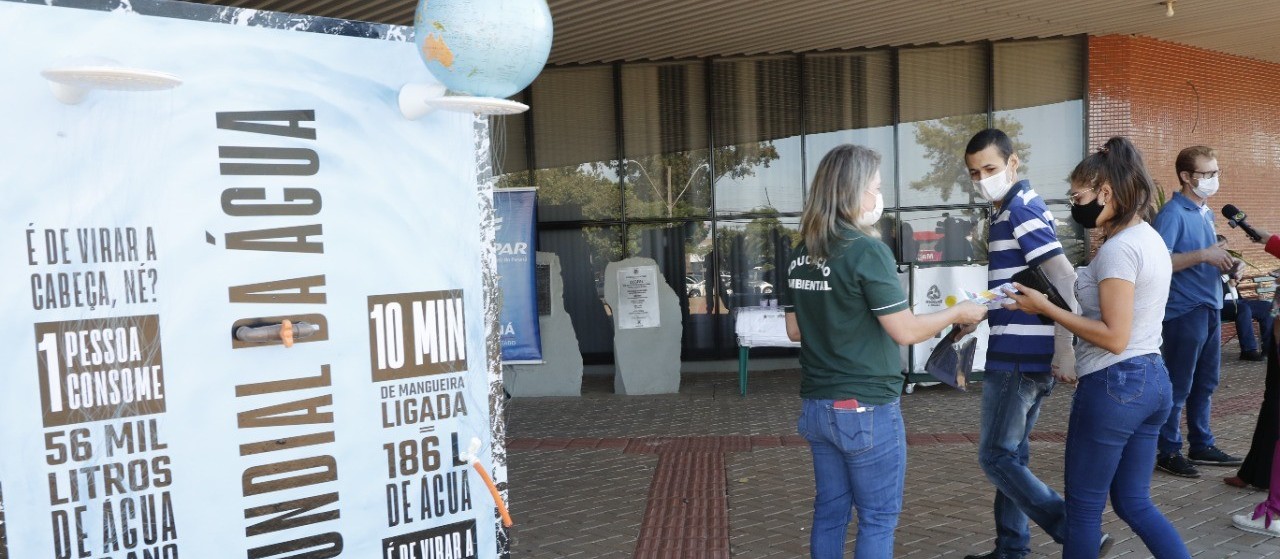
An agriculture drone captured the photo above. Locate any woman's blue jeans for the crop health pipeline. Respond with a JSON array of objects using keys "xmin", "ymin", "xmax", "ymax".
[
  {"xmin": 798, "ymin": 398, "xmax": 906, "ymax": 558},
  {"xmin": 1064, "ymin": 354, "xmax": 1190, "ymax": 559}
]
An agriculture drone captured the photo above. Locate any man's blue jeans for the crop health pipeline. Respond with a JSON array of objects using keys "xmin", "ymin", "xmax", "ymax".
[
  {"xmin": 1159, "ymin": 306, "xmax": 1221, "ymax": 455},
  {"xmin": 1064, "ymin": 354, "xmax": 1189, "ymax": 559},
  {"xmin": 978, "ymin": 369, "xmax": 1067, "ymax": 558},
  {"xmin": 1222, "ymin": 299, "xmax": 1275, "ymax": 353},
  {"xmin": 798, "ymin": 398, "xmax": 906, "ymax": 558}
]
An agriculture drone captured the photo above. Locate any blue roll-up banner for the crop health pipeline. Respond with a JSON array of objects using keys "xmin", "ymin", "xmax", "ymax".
[{"xmin": 496, "ymin": 188, "xmax": 543, "ymax": 363}]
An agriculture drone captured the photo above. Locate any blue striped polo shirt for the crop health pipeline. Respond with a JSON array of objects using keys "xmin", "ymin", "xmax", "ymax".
[{"xmin": 986, "ymin": 180, "xmax": 1064, "ymax": 373}]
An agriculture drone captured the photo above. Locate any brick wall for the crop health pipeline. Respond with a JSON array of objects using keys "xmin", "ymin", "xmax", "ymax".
[{"xmin": 1088, "ymin": 35, "xmax": 1280, "ymax": 345}]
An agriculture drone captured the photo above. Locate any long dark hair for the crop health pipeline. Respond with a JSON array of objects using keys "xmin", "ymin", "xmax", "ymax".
[{"xmin": 1068, "ymin": 136, "xmax": 1157, "ymax": 236}]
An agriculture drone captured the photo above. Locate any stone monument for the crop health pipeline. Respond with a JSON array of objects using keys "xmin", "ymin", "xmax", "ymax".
[
  {"xmin": 603, "ymin": 257, "xmax": 682, "ymax": 395},
  {"xmin": 504, "ymin": 252, "xmax": 583, "ymax": 397}
]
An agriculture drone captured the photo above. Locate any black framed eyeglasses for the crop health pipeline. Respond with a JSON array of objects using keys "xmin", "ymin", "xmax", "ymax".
[{"xmin": 1190, "ymin": 170, "xmax": 1220, "ymax": 179}]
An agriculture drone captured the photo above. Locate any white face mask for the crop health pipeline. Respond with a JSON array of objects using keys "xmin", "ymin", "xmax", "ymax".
[
  {"xmin": 974, "ymin": 168, "xmax": 1014, "ymax": 202},
  {"xmin": 1193, "ymin": 175, "xmax": 1219, "ymax": 198},
  {"xmin": 856, "ymin": 191, "xmax": 884, "ymax": 227}
]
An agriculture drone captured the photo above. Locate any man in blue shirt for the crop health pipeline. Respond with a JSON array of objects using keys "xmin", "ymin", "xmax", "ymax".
[
  {"xmin": 1153, "ymin": 145, "xmax": 1241, "ymax": 478},
  {"xmin": 960, "ymin": 130, "xmax": 1095, "ymax": 559}
]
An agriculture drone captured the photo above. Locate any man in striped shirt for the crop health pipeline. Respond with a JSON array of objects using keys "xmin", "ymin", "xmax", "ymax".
[{"xmin": 961, "ymin": 129, "xmax": 1091, "ymax": 559}]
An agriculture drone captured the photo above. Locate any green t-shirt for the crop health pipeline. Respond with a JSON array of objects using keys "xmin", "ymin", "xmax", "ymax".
[{"xmin": 782, "ymin": 229, "xmax": 908, "ymax": 403}]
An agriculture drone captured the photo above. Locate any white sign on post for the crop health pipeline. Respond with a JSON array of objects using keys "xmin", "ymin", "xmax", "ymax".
[{"xmin": 617, "ymin": 265, "xmax": 660, "ymax": 329}]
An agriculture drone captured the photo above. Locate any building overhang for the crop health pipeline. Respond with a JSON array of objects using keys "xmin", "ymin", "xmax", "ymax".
[{"xmin": 187, "ymin": 0, "xmax": 1280, "ymax": 64}]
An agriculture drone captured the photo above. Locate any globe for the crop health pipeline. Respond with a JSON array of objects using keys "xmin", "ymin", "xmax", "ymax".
[{"xmin": 413, "ymin": 0, "xmax": 553, "ymax": 99}]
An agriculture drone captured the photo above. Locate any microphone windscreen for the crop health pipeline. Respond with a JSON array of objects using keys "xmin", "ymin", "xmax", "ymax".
[{"xmin": 1223, "ymin": 204, "xmax": 1244, "ymax": 221}]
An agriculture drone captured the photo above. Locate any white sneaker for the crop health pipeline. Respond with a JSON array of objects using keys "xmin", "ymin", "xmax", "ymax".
[{"xmin": 1233, "ymin": 513, "xmax": 1280, "ymax": 537}]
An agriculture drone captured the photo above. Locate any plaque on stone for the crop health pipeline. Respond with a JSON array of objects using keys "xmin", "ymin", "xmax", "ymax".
[
  {"xmin": 617, "ymin": 265, "xmax": 660, "ymax": 329},
  {"xmin": 536, "ymin": 263, "xmax": 551, "ymax": 316}
]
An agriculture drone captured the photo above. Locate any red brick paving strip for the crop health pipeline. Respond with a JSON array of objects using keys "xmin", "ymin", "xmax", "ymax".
[
  {"xmin": 633, "ymin": 450, "xmax": 730, "ymax": 558},
  {"xmin": 1212, "ymin": 391, "xmax": 1262, "ymax": 419}
]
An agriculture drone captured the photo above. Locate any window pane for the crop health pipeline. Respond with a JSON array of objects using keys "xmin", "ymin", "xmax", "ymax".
[
  {"xmin": 873, "ymin": 211, "xmax": 903, "ymax": 263},
  {"xmin": 899, "ymin": 209, "xmax": 987, "ymax": 264},
  {"xmin": 491, "ymin": 91, "xmax": 530, "ymax": 188},
  {"xmin": 995, "ymin": 39, "xmax": 1085, "ymax": 201},
  {"xmin": 631, "ymin": 222, "xmax": 716, "ymax": 354},
  {"xmin": 995, "ymin": 38, "xmax": 1084, "ymax": 111},
  {"xmin": 538, "ymin": 227, "xmax": 623, "ymax": 359},
  {"xmin": 1045, "ymin": 202, "xmax": 1090, "ymax": 266},
  {"xmin": 531, "ymin": 67, "xmax": 621, "ymax": 221},
  {"xmin": 621, "ymin": 62, "xmax": 711, "ymax": 219},
  {"xmin": 714, "ymin": 216, "xmax": 801, "ymax": 354},
  {"xmin": 898, "ymin": 45, "xmax": 987, "ymax": 207},
  {"xmin": 715, "ymin": 216, "xmax": 799, "ymax": 308},
  {"xmin": 711, "ymin": 57, "xmax": 804, "ymax": 215},
  {"xmin": 804, "ymin": 52, "xmax": 897, "ymax": 207}
]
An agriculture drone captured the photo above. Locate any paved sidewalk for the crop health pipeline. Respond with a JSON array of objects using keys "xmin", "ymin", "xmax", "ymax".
[{"xmin": 505, "ymin": 341, "xmax": 1277, "ymax": 558}]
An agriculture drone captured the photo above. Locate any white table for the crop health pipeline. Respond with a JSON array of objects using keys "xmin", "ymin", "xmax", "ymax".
[{"xmin": 734, "ymin": 306, "xmax": 800, "ymax": 395}]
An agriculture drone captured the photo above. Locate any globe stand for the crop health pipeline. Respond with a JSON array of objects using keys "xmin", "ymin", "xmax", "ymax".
[
  {"xmin": 398, "ymin": 82, "xmax": 529, "ymax": 119},
  {"xmin": 41, "ymin": 62, "xmax": 182, "ymax": 105}
]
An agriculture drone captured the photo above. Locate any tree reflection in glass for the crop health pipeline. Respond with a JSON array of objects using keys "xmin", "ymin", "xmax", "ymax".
[{"xmin": 907, "ymin": 114, "xmax": 1031, "ymax": 204}]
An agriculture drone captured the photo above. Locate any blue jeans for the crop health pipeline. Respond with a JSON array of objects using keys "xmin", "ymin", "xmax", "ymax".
[
  {"xmin": 1159, "ymin": 306, "xmax": 1221, "ymax": 455},
  {"xmin": 1064, "ymin": 355, "xmax": 1190, "ymax": 559},
  {"xmin": 1222, "ymin": 299, "xmax": 1275, "ymax": 353},
  {"xmin": 977, "ymin": 369, "xmax": 1066, "ymax": 558},
  {"xmin": 798, "ymin": 398, "xmax": 906, "ymax": 558}
]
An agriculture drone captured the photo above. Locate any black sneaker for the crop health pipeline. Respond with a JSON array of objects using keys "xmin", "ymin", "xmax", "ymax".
[
  {"xmin": 1242, "ymin": 350, "xmax": 1266, "ymax": 361},
  {"xmin": 1156, "ymin": 453, "xmax": 1201, "ymax": 477},
  {"xmin": 1188, "ymin": 445, "xmax": 1244, "ymax": 466}
]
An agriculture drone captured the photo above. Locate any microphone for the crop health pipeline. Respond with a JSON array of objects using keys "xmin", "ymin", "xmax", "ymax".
[{"xmin": 1222, "ymin": 204, "xmax": 1264, "ymax": 242}]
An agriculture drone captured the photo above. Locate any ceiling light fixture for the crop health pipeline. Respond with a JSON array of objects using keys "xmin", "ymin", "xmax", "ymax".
[{"xmin": 1160, "ymin": 0, "xmax": 1176, "ymax": 17}]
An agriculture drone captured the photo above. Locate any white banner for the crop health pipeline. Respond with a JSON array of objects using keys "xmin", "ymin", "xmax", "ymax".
[
  {"xmin": 909, "ymin": 265, "xmax": 990, "ymax": 373},
  {"xmin": 0, "ymin": 2, "xmax": 504, "ymax": 558}
]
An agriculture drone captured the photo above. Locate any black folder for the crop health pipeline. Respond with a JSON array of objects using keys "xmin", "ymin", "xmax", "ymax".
[{"xmin": 1011, "ymin": 265, "xmax": 1072, "ymax": 313}]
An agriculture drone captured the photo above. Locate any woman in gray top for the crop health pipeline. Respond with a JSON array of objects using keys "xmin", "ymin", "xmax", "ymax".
[{"xmin": 1006, "ymin": 137, "xmax": 1190, "ymax": 559}]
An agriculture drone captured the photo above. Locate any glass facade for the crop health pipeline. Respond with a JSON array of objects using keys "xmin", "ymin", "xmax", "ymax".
[{"xmin": 493, "ymin": 37, "xmax": 1088, "ymax": 362}]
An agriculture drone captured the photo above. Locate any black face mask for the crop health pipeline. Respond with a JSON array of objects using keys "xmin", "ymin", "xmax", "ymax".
[{"xmin": 1071, "ymin": 198, "xmax": 1104, "ymax": 229}]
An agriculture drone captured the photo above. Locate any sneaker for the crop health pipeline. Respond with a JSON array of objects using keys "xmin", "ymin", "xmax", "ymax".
[
  {"xmin": 1189, "ymin": 445, "xmax": 1244, "ymax": 466},
  {"xmin": 1242, "ymin": 350, "xmax": 1266, "ymax": 361},
  {"xmin": 1098, "ymin": 533, "xmax": 1114, "ymax": 558},
  {"xmin": 1233, "ymin": 513, "xmax": 1280, "ymax": 537},
  {"xmin": 1156, "ymin": 453, "xmax": 1202, "ymax": 477}
]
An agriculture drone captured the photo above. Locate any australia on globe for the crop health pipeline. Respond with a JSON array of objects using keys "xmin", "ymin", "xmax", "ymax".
[{"xmin": 413, "ymin": 0, "xmax": 554, "ymax": 99}]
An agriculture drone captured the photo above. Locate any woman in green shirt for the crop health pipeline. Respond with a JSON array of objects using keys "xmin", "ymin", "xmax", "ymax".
[{"xmin": 784, "ymin": 144, "xmax": 987, "ymax": 557}]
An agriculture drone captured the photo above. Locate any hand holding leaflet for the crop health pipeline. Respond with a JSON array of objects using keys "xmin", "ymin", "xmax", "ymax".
[{"xmin": 958, "ymin": 282, "xmax": 1018, "ymax": 309}]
